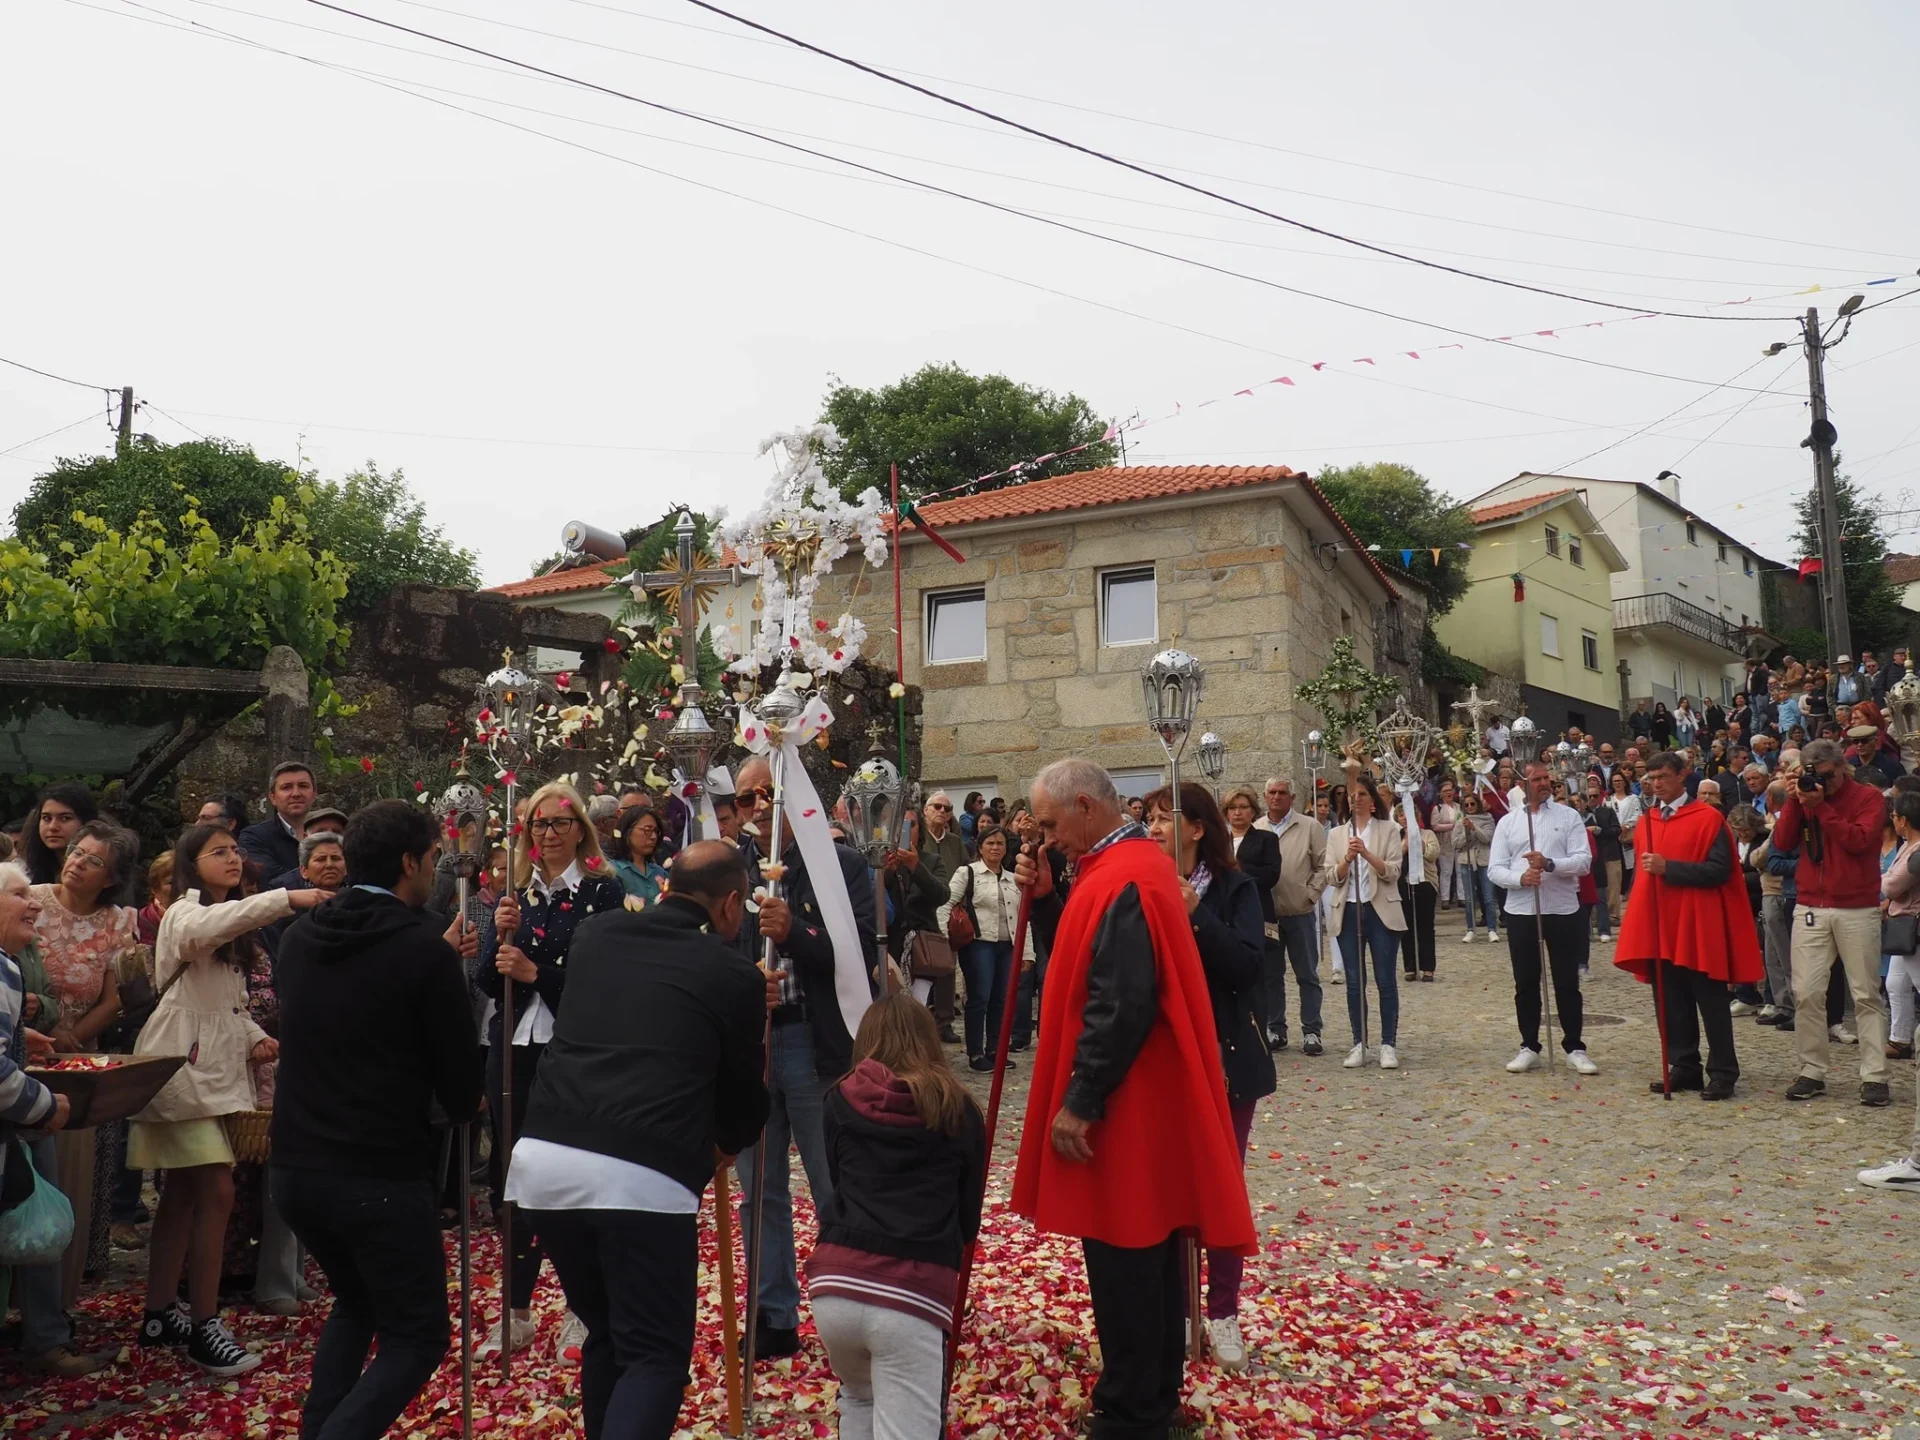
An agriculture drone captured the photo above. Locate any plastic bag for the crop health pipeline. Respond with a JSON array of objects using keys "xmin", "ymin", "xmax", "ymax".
[{"xmin": 0, "ymin": 1148, "xmax": 75, "ymax": 1266}]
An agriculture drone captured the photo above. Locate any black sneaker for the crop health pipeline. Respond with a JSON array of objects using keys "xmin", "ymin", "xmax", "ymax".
[
  {"xmin": 1302, "ymin": 1034, "xmax": 1324, "ymax": 1057},
  {"xmin": 1783, "ymin": 1076, "xmax": 1826, "ymax": 1101},
  {"xmin": 969, "ymin": 1055, "xmax": 993, "ymax": 1073},
  {"xmin": 1701, "ymin": 1077, "xmax": 1737, "ymax": 1101},
  {"xmin": 1862, "ymin": 1081, "xmax": 1892, "ymax": 1108},
  {"xmin": 187, "ymin": 1317, "xmax": 261, "ymax": 1377},
  {"xmin": 1269, "ymin": 1030, "xmax": 1290, "ymax": 1052},
  {"xmin": 1650, "ymin": 1072, "xmax": 1704, "ymax": 1094},
  {"xmin": 140, "ymin": 1302, "xmax": 192, "ymax": 1349},
  {"xmin": 740, "ymin": 1311, "xmax": 800, "ymax": 1360}
]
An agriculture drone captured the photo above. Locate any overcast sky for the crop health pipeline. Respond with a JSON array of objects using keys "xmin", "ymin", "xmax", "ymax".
[{"xmin": 3, "ymin": 0, "xmax": 1916, "ymax": 585}]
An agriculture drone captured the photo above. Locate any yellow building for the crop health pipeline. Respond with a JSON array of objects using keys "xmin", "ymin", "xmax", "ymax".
[{"xmin": 1437, "ymin": 488, "xmax": 1630, "ymax": 741}]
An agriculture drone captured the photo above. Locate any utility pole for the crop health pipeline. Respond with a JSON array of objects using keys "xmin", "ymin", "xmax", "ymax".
[
  {"xmin": 1801, "ymin": 306, "xmax": 1850, "ymax": 661},
  {"xmin": 116, "ymin": 386, "xmax": 134, "ymax": 457}
]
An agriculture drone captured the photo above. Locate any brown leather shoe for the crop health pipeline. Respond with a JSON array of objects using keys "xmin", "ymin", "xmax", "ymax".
[{"xmin": 27, "ymin": 1344, "xmax": 118, "ymax": 1377}]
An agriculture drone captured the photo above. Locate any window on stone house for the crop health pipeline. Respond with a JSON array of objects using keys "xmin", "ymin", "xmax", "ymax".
[
  {"xmin": 1109, "ymin": 767, "xmax": 1165, "ymax": 801},
  {"xmin": 1568, "ymin": 535, "xmax": 1583, "ymax": 567},
  {"xmin": 925, "ymin": 587, "xmax": 986, "ymax": 664},
  {"xmin": 1686, "ymin": 521, "xmax": 1698, "ymax": 546},
  {"xmin": 1717, "ymin": 541, "xmax": 1728, "ymax": 563},
  {"xmin": 1743, "ymin": 552, "xmax": 1753, "ymax": 575},
  {"xmin": 1581, "ymin": 630, "xmax": 1599, "ymax": 671},
  {"xmin": 1539, "ymin": 613, "xmax": 1560, "ymax": 658},
  {"xmin": 1100, "ymin": 567, "xmax": 1158, "ymax": 647},
  {"xmin": 1545, "ymin": 524, "xmax": 1560, "ymax": 557}
]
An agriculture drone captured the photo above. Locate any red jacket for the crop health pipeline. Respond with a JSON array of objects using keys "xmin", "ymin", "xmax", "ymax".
[{"xmin": 1769, "ymin": 778, "xmax": 1887, "ymax": 910}]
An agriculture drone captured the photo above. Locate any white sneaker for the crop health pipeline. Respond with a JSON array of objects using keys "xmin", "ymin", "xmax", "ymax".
[
  {"xmin": 1757, "ymin": 1004, "xmax": 1779, "ymax": 1021},
  {"xmin": 556, "ymin": 1309, "xmax": 587, "ymax": 1364},
  {"xmin": 1730, "ymin": 1000, "xmax": 1758, "ymax": 1017},
  {"xmin": 1831, "ymin": 1023, "xmax": 1858, "ymax": 1045},
  {"xmin": 1462, "ymin": 929, "xmax": 1477, "ymax": 943},
  {"xmin": 1378, "ymin": 1044, "xmax": 1400, "ymax": 1070},
  {"xmin": 1505, "ymin": 1047, "xmax": 1541, "ymax": 1073},
  {"xmin": 1330, "ymin": 966, "xmax": 1345, "ymax": 984},
  {"xmin": 1567, "ymin": 1048, "xmax": 1599, "ymax": 1076},
  {"xmin": 1342, "ymin": 1043, "xmax": 1368, "ymax": 1068},
  {"xmin": 1858, "ymin": 1157, "xmax": 1920, "ymax": 1190},
  {"xmin": 1205, "ymin": 1315, "xmax": 1247, "ymax": 1370},
  {"xmin": 476, "ymin": 1313, "xmax": 536, "ymax": 1357}
]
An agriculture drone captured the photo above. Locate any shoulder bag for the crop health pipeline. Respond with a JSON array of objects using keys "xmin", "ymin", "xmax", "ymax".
[{"xmin": 945, "ymin": 867, "xmax": 978, "ymax": 948}]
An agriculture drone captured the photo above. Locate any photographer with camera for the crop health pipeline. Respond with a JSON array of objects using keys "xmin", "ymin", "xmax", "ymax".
[{"xmin": 1770, "ymin": 739, "xmax": 1892, "ymax": 1107}]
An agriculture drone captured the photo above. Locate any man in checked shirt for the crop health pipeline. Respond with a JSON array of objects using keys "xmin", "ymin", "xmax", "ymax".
[{"xmin": 728, "ymin": 755, "xmax": 876, "ymax": 1362}]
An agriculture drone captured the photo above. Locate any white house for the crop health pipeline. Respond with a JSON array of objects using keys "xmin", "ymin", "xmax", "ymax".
[{"xmin": 1470, "ymin": 471, "xmax": 1774, "ymax": 711}]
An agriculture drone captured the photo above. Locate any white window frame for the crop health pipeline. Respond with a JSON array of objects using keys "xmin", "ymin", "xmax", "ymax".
[
  {"xmin": 1743, "ymin": 551, "xmax": 1753, "ymax": 576},
  {"xmin": 1568, "ymin": 535, "xmax": 1583, "ymax": 568},
  {"xmin": 1539, "ymin": 613, "xmax": 1561, "ymax": 658},
  {"xmin": 1686, "ymin": 521, "xmax": 1699, "ymax": 546},
  {"xmin": 1717, "ymin": 540, "xmax": 1728, "ymax": 563},
  {"xmin": 924, "ymin": 586, "xmax": 987, "ymax": 665},
  {"xmin": 1099, "ymin": 566, "xmax": 1158, "ymax": 648},
  {"xmin": 1544, "ymin": 523, "xmax": 1560, "ymax": 557},
  {"xmin": 1581, "ymin": 630, "xmax": 1600, "ymax": 671},
  {"xmin": 1109, "ymin": 767, "xmax": 1165, "ymax": 801}
]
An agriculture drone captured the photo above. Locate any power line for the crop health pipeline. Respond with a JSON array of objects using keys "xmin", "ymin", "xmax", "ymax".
[
  {"xmin": 0, "ymin": 354, "xmax": 115, "ymax": 393},
  {"xmin": 0, "ymin": 409, "xmax": 108, "ymax": 458},
  {"xmin": 1546, "ymin": 354, "xmax": 1776, "ymax": 474},
  {"xmin": 1663, "ymin": 354, "xmax": 1805, "ymax": 472},
  {"xmin": 293, "ymin": 0, "xmax": 1799, "ymax": 396},
  {"xmin": 547, "ymin": 0, "xmax": 1916, "ymax": 268},
  {"xmin": 677, "ymin": 0, "xmax": 1805, "ymax": 323}
]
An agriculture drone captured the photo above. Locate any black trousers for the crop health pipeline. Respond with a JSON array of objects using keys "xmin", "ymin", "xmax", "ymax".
[
  {"xmin": 1506, "ymin": 910, "xmax": 1585, "ymax": 1053},
  {"xmin": 269, "ymin": 1167, "xmax": 449, "ymax": 1440},
  {"xmin": 1654, "ymin": 961, "xmax": 1738, "ymax": 1085},
  {"xmin": 1401, "ymin": 880, "xmax": 1437, "ymax": 975},
  {"xmin": 487, "ymin": 1040, "xmax": 545, "ymax": 1308},
  {"xmin": 1082, "ymin": 1233, "xmax": 1184, "ymax": 1440},
  {"xmin": 533, "ymin": 1208, "xmax": 699, "ymax": 1440}
]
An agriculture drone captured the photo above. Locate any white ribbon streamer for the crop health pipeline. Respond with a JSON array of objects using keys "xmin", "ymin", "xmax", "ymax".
[{"xmin": 738, "ymin": 697, "xmax": 871, "ymax": 1040}]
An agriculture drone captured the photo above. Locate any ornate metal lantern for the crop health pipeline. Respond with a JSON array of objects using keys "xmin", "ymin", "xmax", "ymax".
[
  {"xmin": 1196, "ymin": 732, "xmax": 1226, "ymax": 785},
  {"xmin": 1507, "ymin": 711, "xmax": 1542, "ymax": 767},
  {"xmin": 664, "ymin": 704, "xmax": 719, "ymax": 797},
  {"xmin": 1889, "ymin": 673, "xmax": 1920, "ymax": 764},
  {"xmin": 1141, "ymin": 649, "xmax": 1203, "ymax": 757},
  {"xmin": 842, "ymin": 750, "xmax": 911, "ymax": 868},
  {"xmin": 1303, "ymin": 728, "xmax": 1327, "ymax": 777},
  {"xmin": 480, "ymin": 655, "xmax": 549, "ymax": 746}
]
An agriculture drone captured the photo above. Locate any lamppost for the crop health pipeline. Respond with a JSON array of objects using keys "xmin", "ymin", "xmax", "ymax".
[
  {"xmin": 841, "ymin": 744, "xmax": 911, "ymax": 978},
  {"xmin": 1196, "ymin": 731, "xmax": 1226, "ymax": 796},
  {"xmin": 1140, "ymin": 647, "xmax": 1204, "ymax": 1362}
]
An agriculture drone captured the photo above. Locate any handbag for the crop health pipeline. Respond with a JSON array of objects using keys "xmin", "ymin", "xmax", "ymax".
[
  {"xmin": 0, "ymin": 1143, "xmax": 75, "ymax": 1265},
  {"xmin": 908, "ymin": 930, "xmax": 957, "ymax": 978},
  {"xmin": 1883, "ymin": 912, "xmax": 1919, "ymax": 957},
  {"xmin": 944, "ymin": 868, "xmax": 978, "ymax": 948}
]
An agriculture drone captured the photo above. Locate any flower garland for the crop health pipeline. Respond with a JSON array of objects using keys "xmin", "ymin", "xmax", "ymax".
[
  {"xmin": 1293, "ymin": 636, "xmax": 1401, "ymax": 750},
  {"xmin": 720, "ymin": 425, "xmax": 889, "ymax": 678}
]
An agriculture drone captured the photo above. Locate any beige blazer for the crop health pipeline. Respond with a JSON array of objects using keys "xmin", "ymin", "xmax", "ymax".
[
  {"xmin": 1327, "ymin": 818, "xmax": 1406, "ymax": 931},
  {"xmin": 134, "ymin": 889, "xmax": 292, "ymax": 1124}
]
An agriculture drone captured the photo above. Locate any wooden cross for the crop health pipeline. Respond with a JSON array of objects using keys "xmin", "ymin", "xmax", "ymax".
[
  {"xmin": 1451, "ymin": 682, "xmax": 1496, "ymax": 751},
  {"xmin": 630, "ymin": 510, "xmax": 741, "ymax": 683}
]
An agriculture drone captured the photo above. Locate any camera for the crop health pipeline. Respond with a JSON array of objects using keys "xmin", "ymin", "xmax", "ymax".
[{"xmin": 1797, "ymin": 773, "xmax": 1822, "ymax": 793}]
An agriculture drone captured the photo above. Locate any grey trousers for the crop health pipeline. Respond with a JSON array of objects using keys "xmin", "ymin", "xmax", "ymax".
[
  {"xmin": 253, "ymin": 1190, "xmax": 307, "ymax": 1302},
  {"xmin": 812, "ymin": 1294, "xmax": 945, "ymax": 1440},
  {"xmin": 1761, "ymin": 895, "xmax": 1795, "ymax": 1012}
]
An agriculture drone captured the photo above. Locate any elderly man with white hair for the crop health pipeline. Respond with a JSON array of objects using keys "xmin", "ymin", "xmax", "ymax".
[{"xmin": 915, "ymin": 790, "xmax": 967, "ymax": 1044}]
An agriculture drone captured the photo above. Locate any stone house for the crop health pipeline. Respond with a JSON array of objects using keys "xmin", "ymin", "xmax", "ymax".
[{"xmin": 821, "ymin": 465, "xmax": 1421, "ymax": 802}]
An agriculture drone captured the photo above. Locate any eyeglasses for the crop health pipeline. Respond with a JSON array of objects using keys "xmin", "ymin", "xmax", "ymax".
[
  {"xmin": 66, "ymin": 852, "xmax": 107, "ymax": 872},
  {"xmin": 926, "ymin": 802, "xmax": 952, "ymax": 812},
  {"xmin": 529, "ymin": 817, "xmax": 578, "ymax": 835},
  {"xmin": 738, "ymin": 787, "xmax": 773, "ymax": 805}
]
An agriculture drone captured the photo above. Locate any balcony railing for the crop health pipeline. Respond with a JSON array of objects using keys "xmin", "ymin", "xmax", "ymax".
[{"xmin": 1612, "ymin": 592, "xmax": 1744, "ymax": 655}]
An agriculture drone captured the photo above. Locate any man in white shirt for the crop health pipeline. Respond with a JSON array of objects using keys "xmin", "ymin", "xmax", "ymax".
[
  {"xmin": 1485, "ymin": 717, "xmax": 1511, "ymax": 758},
  {"xmin": 1489, "ymin": 760, "xmax": 1599, "ymax": 1076}
]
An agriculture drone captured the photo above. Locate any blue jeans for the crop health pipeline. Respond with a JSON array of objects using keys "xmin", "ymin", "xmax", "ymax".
[
  {"xmin": 736, "ymin": 1021, "xmax": 834, "ymax": 1329},
  {"xmin": 1266, "ymin": 912, "xmax": 1324, "ymax": 1038},
  {"xmin": 1336, "ymin": 903, "xmax": 1400, "ymax": 1046},
  {"xmin": 269, "ymin": 1167, "xmax": 448, "ymax": 1440},
  {"xmin": 1010, "ymin": 951, "xmax": 1045, "ymax": 1049},
  {"xmin": 18, "ymin": 1136, "xmax": 70, "ymax": 1355},
  {"xmin": 1461, "ymin": 864, "xmax": 1500, "ymax": 936},
  {"xmin": 959, "ymin": 940, "xmax": 1014, "ymax": 1060}
]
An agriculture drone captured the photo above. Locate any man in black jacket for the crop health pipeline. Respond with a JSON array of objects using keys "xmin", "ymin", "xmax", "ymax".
[
  {"xmin": 511, "ymin": 842, "xmax": 770, "ymax": 1440},
  {"xmin": 270, "ymin": 801, "xmax": 483, "ymax": 1440},
  {"xmin": 730, "ymin": 754, "xmax": 876, "ymax": 1361},
  {"xmin": 237, "ymin": 760, "xmax": 317, "ymax": 877}
]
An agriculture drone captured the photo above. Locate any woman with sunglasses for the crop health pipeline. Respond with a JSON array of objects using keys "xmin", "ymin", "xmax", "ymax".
[{"xmin": 484, "ymin": 781, "xmax": 623, "ymax": 1362}]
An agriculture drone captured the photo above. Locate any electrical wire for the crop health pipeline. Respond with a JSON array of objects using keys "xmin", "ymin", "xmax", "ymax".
[
  {"xmin": 677, "ymin": 0, "xmax": 1809, "ymax": 323},
  {"xmin": 1546, "ymin": 354, "xmax": 1776, "ymax": 474},
  {"xmin": 0, "ymin": 410, "xmax": 108, "ymax": 458},
  {"xmin": 293, "ymin": 0, "xmax": 1798, "ymax": 395},
  {"xmin": 0, "ymin": 355, "xmax": 115, "ymax": 393},
  {"xmin": 1663, "ymin": 355, "xmax": 1805, "ymax": 472},
  {"xmin": 141, "ymin": 402, "xmax": 207, "ymax": 439}
]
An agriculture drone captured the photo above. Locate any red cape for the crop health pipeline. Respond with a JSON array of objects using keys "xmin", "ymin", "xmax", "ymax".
[
  {"xmin": 1012, "ymin": 836, "xmax": 1256, "ymax": 1253},
  {"xmin": 1615, "ymin": 803, "xmax": 1763, "ymax": 985}
]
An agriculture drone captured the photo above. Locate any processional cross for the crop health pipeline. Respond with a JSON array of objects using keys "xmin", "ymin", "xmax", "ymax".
[{"xmin": 628, "ymin": 510, "xmax": 741, "ymax": 685}]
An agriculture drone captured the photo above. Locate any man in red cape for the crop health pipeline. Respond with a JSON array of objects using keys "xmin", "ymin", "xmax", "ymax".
[
  {"xmin": 1013, "ymin": 758, "xmax": 1254, "ymax": 1440},
  {"xmin": 1615, "ymin": 750, "xmax": 1764, "ymax": 1100}
]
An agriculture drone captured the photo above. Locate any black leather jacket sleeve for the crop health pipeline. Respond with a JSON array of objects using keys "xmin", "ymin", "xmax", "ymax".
[
  {"xmin": 1664, "ymin": 826, "xmax": 1734, "ymax": 888},
  {"xmin": 1063, "ymin": 882, "xmax": 1158, "ymax": 1122}
]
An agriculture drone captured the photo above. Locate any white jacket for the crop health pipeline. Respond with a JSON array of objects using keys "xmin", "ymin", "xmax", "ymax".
[{"xmin": 939, "ymin": 861, "xmax": 1036, "ymax": 965}]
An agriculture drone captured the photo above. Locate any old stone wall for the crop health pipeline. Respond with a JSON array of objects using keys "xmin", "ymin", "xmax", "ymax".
[
  {"xmin": 821, "ymin": 492, "xmax": 1424, "ymax": 801},
  {"xmin": 176, "ymin": 585, "xmax": 615, "ymax": 820}
]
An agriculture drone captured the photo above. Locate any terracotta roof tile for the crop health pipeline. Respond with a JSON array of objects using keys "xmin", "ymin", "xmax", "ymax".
[
  {"xmin": 908, "ymin": 465, "xmax": 1395, "ymax": 597},
  {"xmin": 488, "ymin": 565, "xmax": 625, "ymax": 599},
  {"xmin": 1468, "ymin": 489, "xmax": 1574, "ymax": 526},
  {"xmin": 1888, "ymin": 553, "xmax": 1920, "ymax": 586}
]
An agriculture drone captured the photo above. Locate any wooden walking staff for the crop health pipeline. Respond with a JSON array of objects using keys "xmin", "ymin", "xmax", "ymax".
[{"xmin": 713, "ymin": 1164, "xmax": 745, "ymax": 1437}]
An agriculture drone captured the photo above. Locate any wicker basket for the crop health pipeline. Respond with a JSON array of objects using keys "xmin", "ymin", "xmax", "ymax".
[{"xmin": 225, "ymin": 1109, "xmax": 272, "ymax": 1165}]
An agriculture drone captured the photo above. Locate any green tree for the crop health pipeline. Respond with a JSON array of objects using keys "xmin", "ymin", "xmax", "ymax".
[
  {"xmin": 1313, "ymin": 462, "xmax": 1472, "ymax": 615},
  {"xmin": 819, "ymin": 363, "xmax": 1116, "ymax": 502},
  {"xmin": 11, "ymin": 438, "xmax": 478, "ymax": 612},
  {"xmin": 1792, "ymin": 455, "xmax": 1909, "ymax": 658}
]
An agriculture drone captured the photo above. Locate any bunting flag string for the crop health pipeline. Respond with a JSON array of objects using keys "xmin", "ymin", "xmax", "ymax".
[{"xmin": 901, "ymin": 270, "xmax": 1919, "ymax": 507}]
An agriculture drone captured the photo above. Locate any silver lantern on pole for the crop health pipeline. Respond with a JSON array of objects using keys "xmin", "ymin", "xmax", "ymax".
[
  {"xmin": 1889, "ymin": 673, "xmax": 1920, "ymax": 769},
  {"xmin": 1196, "ymin": 731, "xmax": 1226, "ymax": 794},
  {"xmin": 842, "ymin": 744, "xmax": 912, "ymax": 984},
  {"xmin": 1507, "ymin": 710, "xmax": 1543, "ymax": 767}
]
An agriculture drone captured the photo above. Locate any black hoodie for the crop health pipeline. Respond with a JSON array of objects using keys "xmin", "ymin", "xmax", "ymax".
[{"xmin": 271, "ymin": 888, "xmax": 483, "ymax": 1182}]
